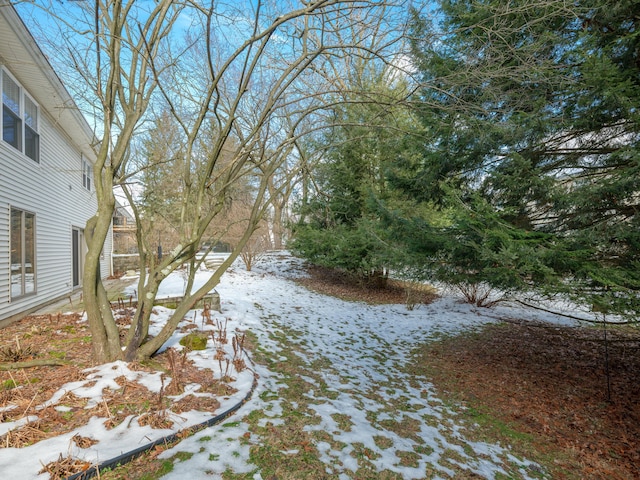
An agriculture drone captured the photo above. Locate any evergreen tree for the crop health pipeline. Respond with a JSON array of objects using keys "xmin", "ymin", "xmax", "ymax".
[
  {"xmin": 292, "ymin": 66, "xmax": 420, "ymax": 285},
  {"xmin": 387, "ymin": 0, "xmax": 640, "ymax": 314}
]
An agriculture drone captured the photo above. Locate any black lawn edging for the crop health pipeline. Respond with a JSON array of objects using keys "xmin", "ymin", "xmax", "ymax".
[{"xmin": 64, "ymin": 370, "xmax": 259, "ymax": 480}]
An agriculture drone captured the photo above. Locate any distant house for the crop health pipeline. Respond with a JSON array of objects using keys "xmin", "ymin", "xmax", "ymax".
[
  {"xmin": 113, "ymin": 198, "xmax": 137, "ymax": 253},
  {"xmin": 0, "ymin": 3, "xmax": 112, "ymax": 325},
  {"xmin": 112, "ymin": 198, "xmax": 139, "ymax": 274}
]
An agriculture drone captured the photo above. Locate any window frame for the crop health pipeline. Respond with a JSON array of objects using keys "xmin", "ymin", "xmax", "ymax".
[
  {"xmin": 1, "ymin": 68, "xmax": 40, "ymax": 163},
  {"xmin": 82, "ymin": 154, "xmax": 92, "ymax": 191},
  {"xmin": 23, "ymin": 93, "xmax": 40, "ymax": 162},
  {"xmin": 9, "ymin": 207, "xmax": 37, "ymax": 300}
]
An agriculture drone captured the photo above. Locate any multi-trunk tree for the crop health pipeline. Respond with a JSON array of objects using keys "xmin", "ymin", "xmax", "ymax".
[{"xmin": 23, "ymin": 0, "xmax": 407, "ymax": 362}]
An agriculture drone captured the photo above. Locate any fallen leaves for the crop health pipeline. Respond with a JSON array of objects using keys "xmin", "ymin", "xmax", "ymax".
[
  {"xmin": 0, "ymin": 311, "xmax": 235, "ymax": 459},
  {"xmin": 71, "ymin": 434, "xmax": 98, "ymax": 449},
  {"xmin": 39, "ymin": 454, "xmax": 92, "ymax": 480},
  {"xmin": 413, "ymin": 320, "xmax": 640, "ymax": 479},
  {"xmin": 295, "ymin": 264, "xmax": 438, "ymax": 306}
]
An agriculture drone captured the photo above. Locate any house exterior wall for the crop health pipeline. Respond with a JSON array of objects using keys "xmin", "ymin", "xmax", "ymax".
[
  {"xmin": 0, "ymin": 5, "xmax": 111, "ymax": 325},
  {"xmin": 0, "ymin": 85, "xmax": 111, "ymax": 324}
]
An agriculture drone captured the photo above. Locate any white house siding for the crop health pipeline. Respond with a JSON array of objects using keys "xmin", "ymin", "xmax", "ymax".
[
  {"xmin": 0, "ymin": 109, "xmax": 107, "ymax": 324},
  {"xmin": 0, "ymin": 3, "xmax": 112, "ymax": 325},
  {"xmin": 102, "ymin": 220, "xmax": 113, "ymax": 282},
  {"xmin": 0, "ymin": 206, "xmax": 8, "ymax": 309}
]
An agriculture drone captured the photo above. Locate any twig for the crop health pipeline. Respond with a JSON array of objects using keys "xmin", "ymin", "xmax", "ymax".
[
  {"xmin": 0, "ymin": 359, "xmax": 69, "ymax": 370},
  {"xmin": 603, "ymin": 313, "xmax": 612, "ymax": 402},
  {"xmin": 103, "ymin": 397, "xmax": 112, "ymax": 420},
  {"xmin": 21, "ymin": 368, "xmax": 37, "ymax": 396},
  {"xmin": 7, "ymin": 370, "xmax": 19, "ymax": 396},
  {"xmin": 514, "ymin": 299, "xmax": 636, "ymax": 325},
  {"xmin": 21, "ymin": 391, "xmax": 38, "ymax": 418}
]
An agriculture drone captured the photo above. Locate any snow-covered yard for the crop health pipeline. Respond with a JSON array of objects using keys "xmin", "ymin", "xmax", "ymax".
[{"xmin": 1, "ymin": 252, "xmax": 586, "ymax": 479}]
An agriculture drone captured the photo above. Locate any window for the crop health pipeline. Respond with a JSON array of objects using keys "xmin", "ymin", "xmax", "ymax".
[
  {"xmin": 2, "ymin": 69, "xmax": 40, "ymax": 162},
  {"xmin": 10, "ymin": 208, "xmax": 36, "ymax": 299},
  {"xmin": 82, "ymin": 155, "xmax": 92, "ymax": 191},
  {"xmin": 24, "ymin": 95, "xmax": 39, "ymax": 162},
  {"xmin": 3, "ymin": 72, "xmax": 21, "ymax": 150}
]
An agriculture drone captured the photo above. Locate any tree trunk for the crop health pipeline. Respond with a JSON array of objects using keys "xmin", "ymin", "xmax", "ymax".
[
  {"xmin": 83, "ymin": 194, "xmax": 122, "ymax": 363},
  {"xmin": 272, "ymin": 201, "xmax": 284, "ymax": 250}
]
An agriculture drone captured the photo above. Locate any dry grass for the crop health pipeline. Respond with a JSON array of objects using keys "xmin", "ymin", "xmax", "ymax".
[
  {"xmin": 39, "ymin": 454, "xmax": 92, "ymax": 480},
  {"xmin": 0, "ymin": 311, "xmax": 239, "ymax": 478}
]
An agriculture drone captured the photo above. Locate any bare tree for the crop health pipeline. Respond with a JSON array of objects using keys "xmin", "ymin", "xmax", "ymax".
[
  {"xmin": 25, "ymin": 0, "xmax": 407, "ymax": 362},
  {"xmin": 226, "ymin": 206, "xmax": 271, "ymax": 272}
]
